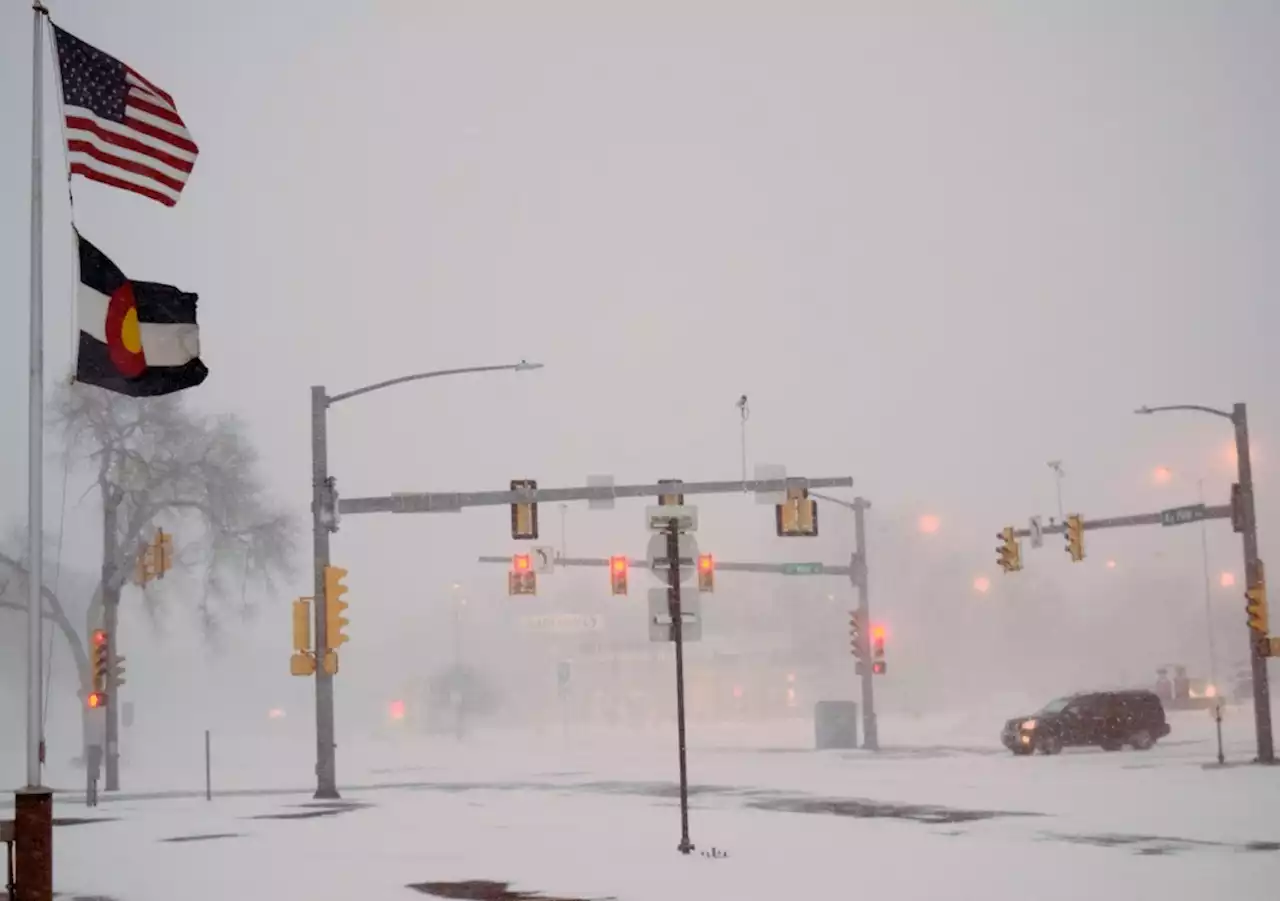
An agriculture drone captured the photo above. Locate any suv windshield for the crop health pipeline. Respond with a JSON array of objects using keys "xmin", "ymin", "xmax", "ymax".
[{"xmin": 1038, "ymin": 697, "xmax": 1072, "ymax": 714}]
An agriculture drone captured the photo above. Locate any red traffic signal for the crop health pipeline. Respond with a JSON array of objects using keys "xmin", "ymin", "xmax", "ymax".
[
  {"xmin": 697, "ymin": 554, "xmax": 714, "ymax": 592},
  {"xmin": 609, "ymin": 556, "xmax": 629, "ymax": 596},
  {"xmin": 86, "ymin": 691, "xmax": 106, "ymax": 709},
  {"xmin": 513, "ymin": 553, "xmax": 532, "ymax": 572}
]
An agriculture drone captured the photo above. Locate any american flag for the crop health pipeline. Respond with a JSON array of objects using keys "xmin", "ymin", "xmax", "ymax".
[{"xmin": 52, "ymin": 24, "xmax": 199, "ymax": 207}]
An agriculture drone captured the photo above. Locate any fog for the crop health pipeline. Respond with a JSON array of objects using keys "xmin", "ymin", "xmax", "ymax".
[{"xmin": 3, "ymin": 0, "xmax": 1279, "ymax": 788}]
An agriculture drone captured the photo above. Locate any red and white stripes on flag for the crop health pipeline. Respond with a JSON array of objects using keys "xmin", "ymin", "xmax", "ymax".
[{"xmin": 52, "ymin": 23, "xmax": 199, "ymax": 207}]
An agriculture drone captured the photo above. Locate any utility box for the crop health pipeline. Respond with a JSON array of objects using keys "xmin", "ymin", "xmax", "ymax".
[{"xmin": 814, "ymin": 700, "xmax": 859, "ymax": 750}]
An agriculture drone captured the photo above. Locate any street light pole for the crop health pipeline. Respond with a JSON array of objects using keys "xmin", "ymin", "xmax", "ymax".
[
  {"xmin": 1136, "ymin": 402, "xmax": 1274, "ymax": 764},
  {"xmin": 309, "ymin": 360, "xmax": 543, "ymax": 798}
]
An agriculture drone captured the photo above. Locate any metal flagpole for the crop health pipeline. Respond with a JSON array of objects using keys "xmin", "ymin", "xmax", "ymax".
[
  {"xmin": 17, "ymin": 6, "xmax": 56, "ymax": 901},
  {"xmin": 27, "ymin": 0, "xmax": 47, "ymax": 793}
]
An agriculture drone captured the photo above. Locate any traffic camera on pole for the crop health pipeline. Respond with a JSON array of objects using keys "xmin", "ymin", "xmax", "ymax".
[
  {"xmin": 609, "ymin": 555, "xmax": 629, "ymax": 596},
  {"xmin": 871, "ymin": 625, "xmax": 887, "ymax": 675},
  {"xmin": 509, "ymin": 553, "xmax": 537, "ymax": 596},
  {"xmin": 697, "ymin": 554, "xmax": 714, "ymax": 592},
  {"xmin": 1064, "ymin": 514, "xmax": 1085, "ymax": 562},
  {"xmin": 996, "ymin": 527, "xmax": 1022, "ymax": 573},
  {"xmin": 1246, "ymin": 560, "xmax": 1269, "ymax": 635},
  {"xmin": 510, "ymin": 479, "xmax": 539, "ymax": 540}
]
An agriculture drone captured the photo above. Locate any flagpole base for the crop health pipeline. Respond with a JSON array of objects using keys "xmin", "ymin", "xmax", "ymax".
[{"xmin": 13, "ymin": 788, "xmax": 53, "ymax": 901}]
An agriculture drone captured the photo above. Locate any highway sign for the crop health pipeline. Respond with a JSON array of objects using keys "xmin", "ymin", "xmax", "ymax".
[
  {"xmin": 755, "ymin": 463, "xmax": 787, "ymax": 505},
  {"xmin": 648, "ymin": 532, "xmax": 699, "ymax": 583},
  {"xmin": 519, "ymin": 613, "xmax": 604, "ymax": 634},
  {"xmin": 781, "ymin": 562, "xmax": 824, "ymax": 575},
  {"xmin": 532, "ymin": 546, "xmax": 556, "ymax": 573},
  {"xmin": 648, "ymin": 587, "xmax": 702, "ymax": 642},
  {"xmin": 1161, "ymin": 504, "xmax": 1207, "ymax": 528},
  {"xmin": 586, "ymin": 474, "xmax": 615, "ymax": 510},
  {"xmin": 1029, "ymin": 516, "xmax": 1044, "ymax": 549}
]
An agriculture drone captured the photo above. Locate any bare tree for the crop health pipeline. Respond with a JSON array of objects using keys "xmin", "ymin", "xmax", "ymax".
[{"xmin": 51, "ymin": 381, "xmax": 298, "ymax": 788}]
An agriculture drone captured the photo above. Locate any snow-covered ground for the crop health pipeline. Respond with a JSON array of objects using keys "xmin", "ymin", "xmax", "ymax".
[{"xmin": 5, "ymin": 702, "xmax": 1279, "ymax": 900}]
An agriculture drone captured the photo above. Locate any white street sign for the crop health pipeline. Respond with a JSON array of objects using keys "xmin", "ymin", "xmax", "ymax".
[
  {"xmin": 519, "ymin": 613, "xmax": 604, "ymax": 634},
  {"xmin": 532, "ymin": 546, "xmax": 556, "ymax": 573},
  {"xmin": 587, "ymin": 474, "xmax": 615, "ymax": 511},
  {"xmin": 646, "ymin": 504, "xmax": 698, "ymax": 533},
  {"xmin": 647, "ymin": 587, "xmax": 702, "ymax": 642},
  {"xmin": 755, "ymin": 463, "xmax": 786, "ymax": 505},
  {"xmin": 1029, "ymin": 516, "xmax": 1044, "ymax": 549},
  {"xmin": 647, "ymin": 532, "xmax": 699, "ymax": 584}
]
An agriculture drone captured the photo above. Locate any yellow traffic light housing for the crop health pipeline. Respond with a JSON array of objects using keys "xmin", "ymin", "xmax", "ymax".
[
  {"xmin": 776, "ymin": 485, "xmax": 818, "ymax": 537},
  {"xmin": 153, "ymin": 528, "xmax": 173, "ymax": 578},
  {"xmin": 1246, "ymin": 560, "xmax": 1268, "ymax": 634},
  {"xmin": 323, "ymin": 565, "xmax": 350, "ymax": 649},
  {"xmin": 1064, "ymin": 514, "xmax": 1085, "ymax": 563},
  {"xmin": 290, "ymin": 598, "xmax": 316, "ymax": 676},
  {"xmin": 510, "ymin": 479, "xmax": 539, "ymax": 540},
  {"xmin": 848, "ymin": 610, "xmax": 863, "ymax": 659},
  {"xmin": 996, "ymin": 527, "xmax": 1022, "ymax": 573},
  {"xmin": 697, "ymin": 554, "xmax": 714, "ymax": 593},
  {"xmin": 90, "ymin": 629, "xmax": 109, "ymax": 702}
]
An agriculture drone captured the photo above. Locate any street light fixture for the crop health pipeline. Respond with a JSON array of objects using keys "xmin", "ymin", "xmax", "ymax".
[
  {"xmin": 308, "ymin": 359, "xmax": 545, "ymax": 799},
  {"xmin": 1134, "ymin": 401, "xmax": 1273, "ymax": 764}
]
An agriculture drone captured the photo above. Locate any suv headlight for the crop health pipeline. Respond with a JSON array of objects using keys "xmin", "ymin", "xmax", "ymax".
[{"xmin": 1022, "ymin": 718, "xmax": 1037, "ymax": 730}]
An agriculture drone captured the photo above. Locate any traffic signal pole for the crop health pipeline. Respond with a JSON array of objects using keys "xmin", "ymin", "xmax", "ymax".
[
  {"xmin": 851, "ymin": 499, "xmax": 878, "ymax": 751},
  {"xmin": 1231, "ymin": 404, "xmax": 1275, "ymax": 764},
  {"xmin": 665, "ymin": 522, "xmax": 695, "ymax": 856},
  {"xmin": 309, "ymin": 386, "xmax": 339, "ymax": 800}
]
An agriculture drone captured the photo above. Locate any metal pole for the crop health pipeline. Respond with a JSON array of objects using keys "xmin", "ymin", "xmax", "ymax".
[
  {"xmin": 1198, "ymin": 480, "xmax": 1225, "ymax": 766},
  {"xmin": 26, "ymin": 0, "xmax": 46, "ymax": 794},
  {"xmin": 667, "ymin": 523, "xmax": 693, "ymax": 855},
  {"xmin": 310, "ymin": 386, "xmax": 339, "ymax": 798},
  {"xmin": 559, "ymin": 504, "xmax": 567, "ymax": 559},
  {"xmin": 17, "ymin": 10, "xmax": 55, "ymax": 898},
  {"xmin": 1233, "ymin": 403, "xmax": 1274, "ymax": 763},
  {"xmin": 204, "ymin": 730, "xmax": 211, "ymax": 801},
  {"xmin": 853, "ymin": 499, "xmax": 878, "ymax": 751}
]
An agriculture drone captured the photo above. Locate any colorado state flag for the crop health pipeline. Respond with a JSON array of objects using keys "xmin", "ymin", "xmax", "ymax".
[{"xmin": 74, "ymin": 231, "xmax": 208, "ymax": 397}]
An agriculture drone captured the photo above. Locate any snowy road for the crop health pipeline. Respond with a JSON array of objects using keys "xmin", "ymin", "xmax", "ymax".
[{"xmin": 34, "ymin": 709, "xmax": 1280, "ymax": 901}]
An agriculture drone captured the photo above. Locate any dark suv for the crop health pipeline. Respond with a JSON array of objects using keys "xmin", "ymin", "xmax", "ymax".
[{"xmin": 1001, "ymin": 690, "xmax": 1170, "ymax": 755}]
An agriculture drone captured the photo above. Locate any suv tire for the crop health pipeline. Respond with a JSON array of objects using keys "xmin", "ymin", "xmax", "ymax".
[
  {"xmin": 1129, "ymin": 730, "xmax": 1155, "ymax": 751},
  {"xmin": 1037, "ymin": 735, "xmax": 1063, "ymax": 755}
]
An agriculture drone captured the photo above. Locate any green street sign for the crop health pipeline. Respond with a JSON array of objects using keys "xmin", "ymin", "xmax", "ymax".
[
  {"xmin": 781, "ymin": 562, "xmax": 824, "ymax": 575},
  {"xmin": 1160, "ymin": 504, "xmax": 1207, "ymax": 528}
]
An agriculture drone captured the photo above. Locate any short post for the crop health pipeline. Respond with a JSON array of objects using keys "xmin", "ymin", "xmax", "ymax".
[
  {"xmin": 204, "ymin": 730, "xmax": 211, "ymax": 801},
  {"xmin": 13, "ymin": 788, "xmax": 52, "ymax": 901}
]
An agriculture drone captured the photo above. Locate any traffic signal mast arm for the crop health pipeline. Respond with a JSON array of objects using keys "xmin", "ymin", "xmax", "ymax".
[
  {"xmin": 478, "ymin": 555, "xmax": 857, "ymax": 576},
  {"xmin": 340, "ymin": 475, "xmax": 854, "ymax": 516},
  {"xmin": 1006, "ymin": 504, "xmax": 1235, "ymax": 539}
]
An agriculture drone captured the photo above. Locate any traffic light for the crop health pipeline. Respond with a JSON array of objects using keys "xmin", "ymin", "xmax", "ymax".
[
  {"xmin": 849, "ymin": 610, "xmax": 863, "ymax": 659},
  {"xmin": 290, "ymin": 598, "xmax": 316, "ymax": 676},
  {"xmin": 323, "ymin": 565, "xmax": 350, "ymax": 649},
  {"xmin": 1246, "ymin": 560, "xmax": 1268, "ymax": 634},
  {"xmin": 871, "ymin": 625, "xmax": 886, "ymax": 675},
  {"xmin": 152, "ymin": 528, "xmax": 173, "ymax": 578},
  {"xmin": 113, "ymin": 654, "xmax": 127, "ymax": 688},
  {"xmin": 509, "ymin": 554, "xmax": 537, "ymax": 595},
  {"xmin": 697, "ymin": 554, "xmax": 714, "ymax": 592},
  {"xmin": 776, "ymin": 485, "xmax": 818, "ymax": 537},
  {"xmin": 1064, "ymin": 514, "xmax": 1085, "ymax": 563},
  {"xmin": 996, "ymin": 527, "xmax": 1022, "ymax": 573},
  {"xmin": 609, "ymin": 555, "xmax": 629, "ymax": 596},
  {"xmin": 658, "ymin": 479, "xmax": 685, "ymax": 507},
  {"xmin": 90, "ymin": 629, "xmax": 109, "ymax": 701},
  {"xmin": 510, "ymin": 479, "xmax": 539, "ymax": 540}
]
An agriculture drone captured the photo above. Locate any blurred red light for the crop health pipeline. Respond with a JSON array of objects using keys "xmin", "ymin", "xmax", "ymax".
[
  {"xmin": 388, "ymin": 699, "xmax": 405, "ymax": 721},
  {"xmin": 698, "ymin": 554, "xmax": 713, "ymax": 571},
  {"xmin": 513, "ymin": 555, "xmax": 530, "ymax": 571},
  {"xmin": 611, "ymin": 556, "xmax": 627, "ymax": 572}
]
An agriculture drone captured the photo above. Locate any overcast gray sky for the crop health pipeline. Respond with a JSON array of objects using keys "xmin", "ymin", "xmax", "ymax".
[{"xmin": 3, "ymin": 0, "xmax": 1279, "ymax": 776}]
